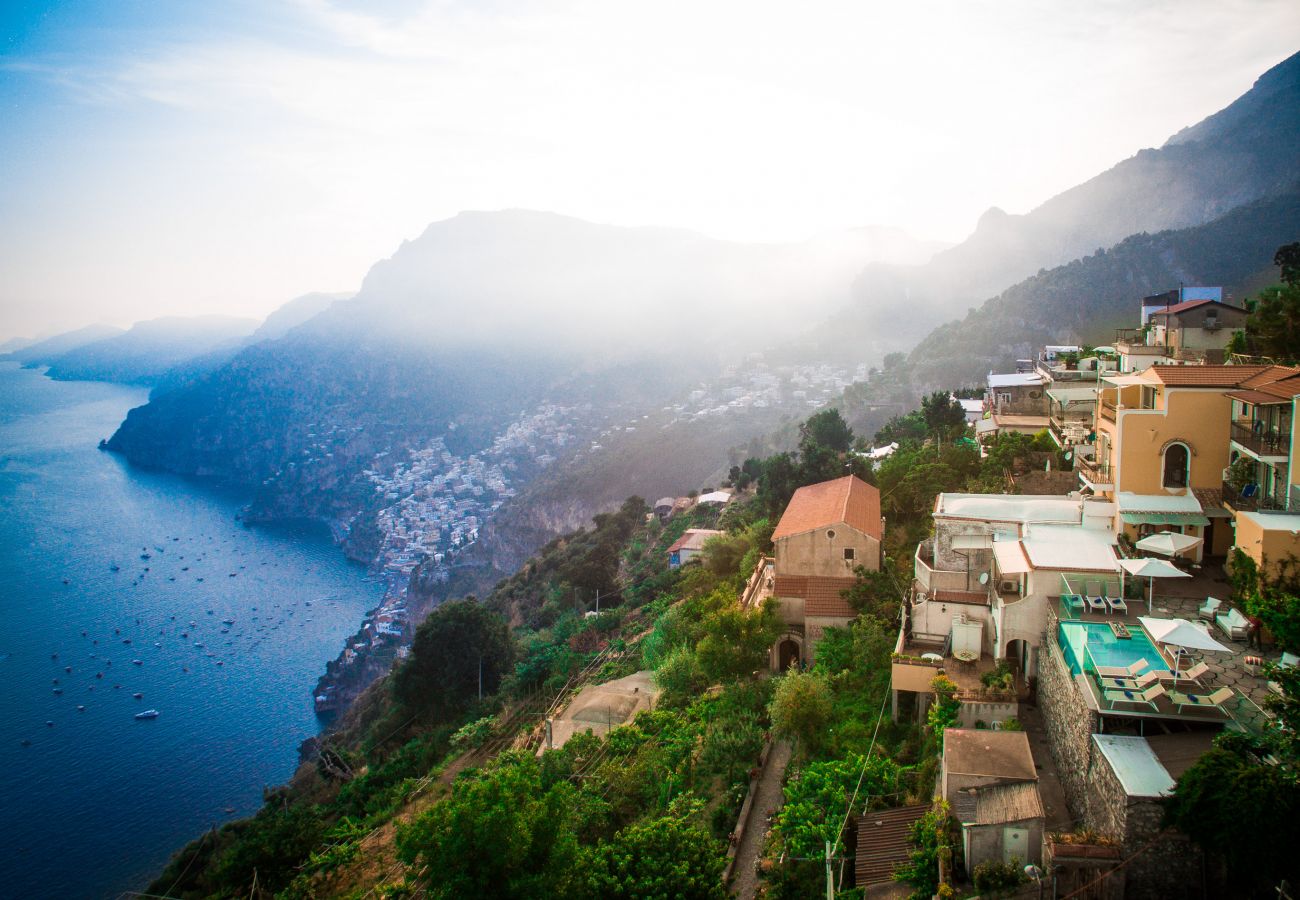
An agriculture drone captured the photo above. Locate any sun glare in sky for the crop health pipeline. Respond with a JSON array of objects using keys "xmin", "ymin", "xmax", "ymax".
[{"xmin": 1, "ymin": 0, "xmax": 1298, "ymax": 336}]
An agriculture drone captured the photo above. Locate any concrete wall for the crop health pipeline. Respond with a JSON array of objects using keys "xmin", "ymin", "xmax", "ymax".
[
  {"xmin": 1233, "ymin": 512, "xmax": 1300, "ymax": 578},
  {"xmin": 910, "ymin": 599, "xmax": 993, "ymax": 647},
  {"xmin": 956, "ymin": 700, "xmax": 1019, "ymax": 728},
  {"xmin": 775, "ymin": 523, "xmax": 880, "ymax": 578},
  {"xmin": 964, "ymin": 818, "xmax": 1043, "ymax": 875},
  {"xmin": 1111, "ymin": 388, "xmax": 1233, "ymax": 495}
]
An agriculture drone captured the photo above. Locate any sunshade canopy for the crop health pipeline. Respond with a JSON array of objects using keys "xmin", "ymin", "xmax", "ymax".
[
  {"xmin": 1138, "ymin": 617, "xmax": 1232, "ymax": 653},
  {"xmin": 1118, "ymin": 558, "xmax": 1191, "ymax": 579},
  {"xmin": 1135, "ymin": 532, "xmax": 1203, "ymax": 556}
]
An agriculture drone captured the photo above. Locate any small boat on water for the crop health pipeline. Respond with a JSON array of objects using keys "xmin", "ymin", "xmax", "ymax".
[
  {"xmin": 134, "ymin": 709, "xmax": 160, "ymax": 720},
  {"xmin": 132, "ymin": 692, "xmax": 143, "ymax": 699},
  {"xmin": 132, "ymin": 659, "xmax": 142, "ymax": 666}
]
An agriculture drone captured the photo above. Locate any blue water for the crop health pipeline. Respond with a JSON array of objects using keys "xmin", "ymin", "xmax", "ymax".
[
  {"xmin": 1058, "ymin": 621, "xmax": 1170, "ymax": 676},
  {"xmin": 0, "ymin": 363, "xmax": 381, "ymax": 899}
]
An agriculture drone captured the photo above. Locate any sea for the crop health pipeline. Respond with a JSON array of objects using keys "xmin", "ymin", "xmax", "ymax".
[{"xmin": 0, "ymin": 362, "xmax": 382, "ymax": 899}]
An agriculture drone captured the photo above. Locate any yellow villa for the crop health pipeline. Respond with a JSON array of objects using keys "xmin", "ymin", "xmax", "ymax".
[{"xmin": 1078, "ymin": 364, "xmax": 1300, "ymax": 559}]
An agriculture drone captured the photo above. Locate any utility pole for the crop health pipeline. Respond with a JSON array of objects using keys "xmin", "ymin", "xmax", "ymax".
[
  {"xmin": 825, "ymin": 840, "xmax": 834, "ymax": 900},
  {"xmin": 595, "ymin": 589, "xmax": 601, "ymax": 613}
]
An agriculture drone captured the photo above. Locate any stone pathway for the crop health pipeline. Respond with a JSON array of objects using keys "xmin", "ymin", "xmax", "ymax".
[{"xmin": 730, "ymin": 739, "xmax": 792, "ymax": 900}]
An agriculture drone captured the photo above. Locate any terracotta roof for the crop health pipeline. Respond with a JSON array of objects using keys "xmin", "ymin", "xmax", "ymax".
[
  {"xmin": 943, "ymin": 729, "xmax": 1037, "ymax": 781},
  {"xmin": 1225, "ymin": 389, "xmax": 1291, "ymax": 405},
  {"xmin": 772, "ymin": 574, "xmax": 856, "ymax": 618},
  {"xmin": 1148, "ymin": 365, "xmax": 1270, "ymax": 387},
  {"xmin": 856, "ymin": 804, "xmax": 930, "ymax": 886},
  {"xmin": 666, "ymin": 528, "xmax": 724, "ymax": 554},
  {"xmin": 971, "ymin": 781, "xmax": 1045, "ymax": 826},
  {"xmin": 771, "ymin": 475, "xmax": 882, "ymax": 541},
  {"xmin": 1235, "ymin": 366, "xmax": 1300, "ymax": 399},
  {"xmin": 1150, "ymin": 298, "xmax": 1244, "ymax": 317}
]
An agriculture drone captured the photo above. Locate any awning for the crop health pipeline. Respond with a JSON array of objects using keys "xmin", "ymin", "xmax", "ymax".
[
  {"xmin": 1046, "ymin": 387, "xmax": 1099, "ymax": 405},
  {"xmin": 1102, "ymin": 373, "xmax": 1156, "ymax": 386},
  {"xmin": 1120, "ymin": 512, "xmax": 1211, "ymax": 527},
  {"xmin": 992, "ymin": 540, "xmax": 1031, "ymax": 574}
]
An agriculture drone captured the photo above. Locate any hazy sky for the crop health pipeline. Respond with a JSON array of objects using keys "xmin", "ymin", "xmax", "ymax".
[{"xmin": 1, "ymin": 1, "xmax": 1297, "ymax": 339}]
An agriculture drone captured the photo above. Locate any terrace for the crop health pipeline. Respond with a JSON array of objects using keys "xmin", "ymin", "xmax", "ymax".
[
  {"xmin": 1051, "ymin": 580, "xmax": 1276, "ymax": 735},
  {"xmin": 892, "ymin": 630, "xmax": 1026, "ymax": 704}
]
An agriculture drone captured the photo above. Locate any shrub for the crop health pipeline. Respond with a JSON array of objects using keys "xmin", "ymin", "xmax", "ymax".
[{"xmin": 973, "ymin": 857, "xmax": 1028, "ymax": 892}]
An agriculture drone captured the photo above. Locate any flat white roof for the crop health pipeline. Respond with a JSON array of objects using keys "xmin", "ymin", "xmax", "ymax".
[
  {"xmin": 1020, "ymin": 524, "xmax": 1119, "ymax": 572},
  {"xmin": 957, "ymin": 399, "xmax": 984, "ymax": 412},
  {"xmin": 935, "ymin": 493, "xmax": 1082, "ymax": 525},
  {"xmin": 1115, "ymin": 492, "xmax": 1203, "ymax": 514},
  {"xmin": 988, "ymin": 372, "xmax": 1046, "ymax": 388},
  {"xmin": 1092, "ymin": 735, "xmax": 1175, "ymax": 798},
  {"xmin": 1236, "ymin": 511, "xmax": 1300, "ymax": 533}
]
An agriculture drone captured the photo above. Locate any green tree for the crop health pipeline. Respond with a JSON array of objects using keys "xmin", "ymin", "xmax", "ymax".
[
  {"xmin": 800, "ymin": 408, "xmax": 854, "ymax": 454},
  {"xmin": 776, "ymin": 752, "xmax": 903, "ymax": 858},
  {"xmin": 1164, "ymin": 741, "xmax": 1300, "ymax": 894},
  {"xmin": 696, "ymin": 598, "xmax": 782, "ymax": 683},
  {"xmin": 1276, "ymin": 241, "xmax": 1300, "ymax": 287},
  {"xmin": 396, "ymin": 753, "xmax": 580, "ymax": 899},
  {"xmin": 926, "ymin": 675, "xmax": 960, "ymax": 747},
  {"xmin": 579, "ymin": 797, "xmax": 727, "ymax": 900},
  {"xmin": 769, "ymin": 671, "xmax": 833, "ymax": 754},
  {"xmin": 894, "ymin": 802, "xmax": 956, "ymax": 900},
  {"xmin": 653, "ymin": 645, "xmax": 707, "ymax": 704},
  {"xmin": 920, "ymin": 390, "xmax": 967, "ymax": 441},
  {"xmin": 392, "ymin": 598, "xmax": 516, "ymax": 721}
]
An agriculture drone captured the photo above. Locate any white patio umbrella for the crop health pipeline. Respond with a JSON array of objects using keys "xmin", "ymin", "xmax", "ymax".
[
  {"xmin": 1138, "ymin": 616, "xmax": 1232, "ymax": 678},
  {"xmin": 1119, "ymin": 557, "xmax": 1192, "ymax": 611},
  {"xmin": 1135, "ymin": 531, "xmax": 1203, "ymax": 558}
]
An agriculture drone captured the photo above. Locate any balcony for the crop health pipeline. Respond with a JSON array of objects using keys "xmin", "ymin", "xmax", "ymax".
[
  {"xmin": 1077, "ymin": 456, "xmax": 1114, "ymax": 489},
  {"xmin": 1222, "ymin": 480, "xmax": 1285, "ymax": 513},
  {"xmin": 1099, "ymin": 399, "xmax": 1117, "ymax": 422},
  {"xmin": 913, "ymin": 542, "xmax": 972, "ymax": 593},
  {"xmin": 1230, "ymin": 420, "xmax": 1291, "ymax": 458}
]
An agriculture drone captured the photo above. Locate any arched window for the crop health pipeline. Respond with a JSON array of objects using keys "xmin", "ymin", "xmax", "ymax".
[{"xmin": 1163, "ymin": 443, "xmax": 1189, "ymax": 488}]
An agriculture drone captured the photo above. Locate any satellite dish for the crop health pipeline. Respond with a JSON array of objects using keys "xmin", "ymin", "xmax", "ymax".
[
  {"xmin": 1064, "ymin": 450, "xmax": 1074, "ymax": 461},
  {"xmin": 978, "ymin": 572, "xmax": 990, "ymax": 585}
]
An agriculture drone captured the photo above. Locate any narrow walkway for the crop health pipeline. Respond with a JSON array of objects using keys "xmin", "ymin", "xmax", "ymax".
[{"xmin": 730, "ymin": 739, "xmax": 792, "ymax": 900}]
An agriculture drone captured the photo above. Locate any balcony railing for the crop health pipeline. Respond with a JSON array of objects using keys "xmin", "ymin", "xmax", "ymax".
[
  {"xmin": 1077, "ymin": 456, "xmax": 1113, "ymax": 485},
  {"xmin": 1222, "ymin": 480, "xmax": 1285, "ymax": 513},
  {"xmin": 1230, "ymin": 420, "xmax": 1291, "ymax": 457}
]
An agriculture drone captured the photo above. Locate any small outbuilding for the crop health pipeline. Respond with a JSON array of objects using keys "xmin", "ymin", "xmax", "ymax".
[
  {"xmin": 941, "ymin": 729, "xmax": 1045, "ymax": 875},
  {"xmin": 667, "ymin": 528, "xmax": 724, "ymax": 568}
]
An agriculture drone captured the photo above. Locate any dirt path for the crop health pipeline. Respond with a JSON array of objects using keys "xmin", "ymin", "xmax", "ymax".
[{"xmin": 729, "ymin": 739, "xmax": 792, "ymax": 900}]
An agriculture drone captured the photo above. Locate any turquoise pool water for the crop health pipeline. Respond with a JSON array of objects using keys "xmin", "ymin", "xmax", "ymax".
[{"xmin": 1058, "ymin": 622, "xmax": 1170, "ymax": 676}]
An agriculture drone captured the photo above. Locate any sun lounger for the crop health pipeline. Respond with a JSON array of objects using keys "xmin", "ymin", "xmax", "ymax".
[
  {"xmin": 1099, "ymin": 668, "xmax": 1159, "ymax": 691},
  {"xmin": 1063, "ymin": 594, "xmax": 1085, "ymax": 615},
  {"xmin": 1169, "ymin": 686, "xmax": 1233, "ymax": 712},
  {"xmin": 1104, "ymin": 586, "xmax": 1128, "ymax": 615},
  {"xmin": 1095, "ymin": 658, "xmax": 1148, "ymax": 679},
  {"xmin": 1157, "ymin": 661, "xmax": 1209, "ymax": 686},
  {"xmin": 1103, "ymin": 683, "xmax": 1166, "ymax": 711},
  {"xmin": 1084, "ymin": 581, "xmax": 1107, "ymax": 614},
  {"xmin": 1215, "ymin": 607, "xmax": 1249, "ymax": 640}
]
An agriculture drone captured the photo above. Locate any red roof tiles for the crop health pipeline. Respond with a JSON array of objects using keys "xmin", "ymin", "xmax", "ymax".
[{"xmin": 771, "ymin": 475, "xmax": 882, "ymax": 542}]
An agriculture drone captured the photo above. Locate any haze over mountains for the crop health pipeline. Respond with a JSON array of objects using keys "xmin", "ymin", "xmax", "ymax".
[
  {"xmin": 825, "ymin": 50, "xmax": 1300, "ymax": 355},
  {"xmin": 11, "ymin": 49, "xmax": 1298, "ymax": 614}
]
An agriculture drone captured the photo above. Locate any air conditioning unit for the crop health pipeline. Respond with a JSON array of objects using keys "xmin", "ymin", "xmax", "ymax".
[{"xmin": 1000, "ymin": 579, "xmax": 1018, "ymax": 594}]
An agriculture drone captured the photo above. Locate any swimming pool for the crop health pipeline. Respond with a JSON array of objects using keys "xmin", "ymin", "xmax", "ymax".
[{"xmin": 1058, "ymin": 621, "xmax": 1170, "ymax": 676}]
